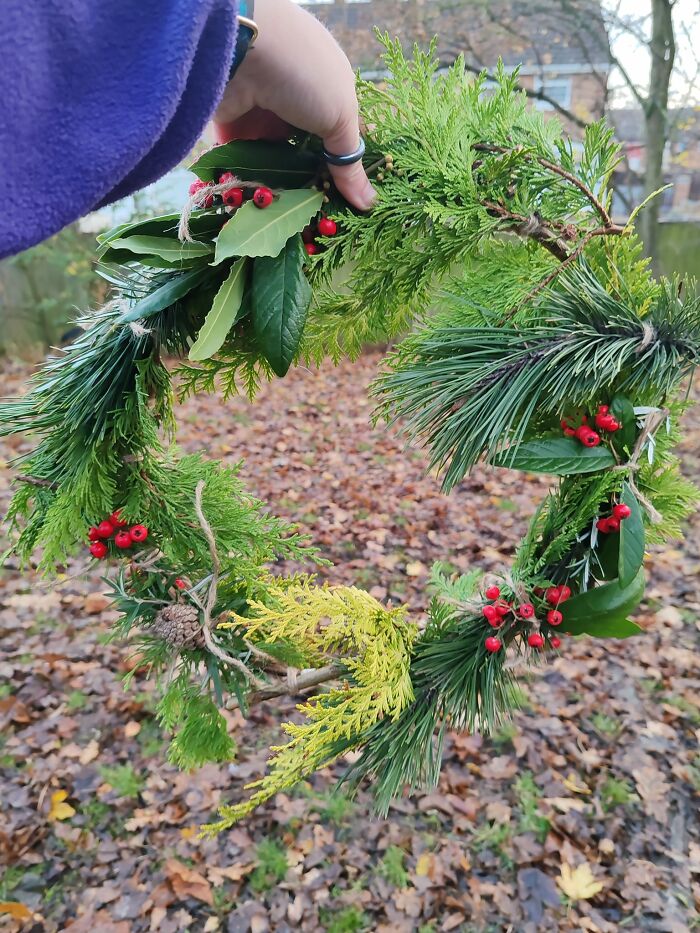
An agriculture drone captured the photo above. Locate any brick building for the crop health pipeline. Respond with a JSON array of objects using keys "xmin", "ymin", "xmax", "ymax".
[{"xmin": 300, "ymin": 0, "xmax": 611, "ymax": 136}]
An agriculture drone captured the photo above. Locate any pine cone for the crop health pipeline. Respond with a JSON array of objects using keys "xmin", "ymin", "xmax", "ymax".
[{"xmin": 152, "ymin": 604, "xmax": 205, "ymax": 650}]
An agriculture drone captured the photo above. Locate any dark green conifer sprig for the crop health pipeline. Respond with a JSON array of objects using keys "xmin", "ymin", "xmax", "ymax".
[{"xmin": 375, "ymin": 268, "xmax": 700, "ymax": 491}]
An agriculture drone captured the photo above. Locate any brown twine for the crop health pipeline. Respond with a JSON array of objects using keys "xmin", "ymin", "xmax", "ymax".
[
  {"xmin": 178, "ymin": 176, "xmax": 265, "ymax": 242},
  {"xmin": 638, "ymin": 321, "xmax": 657, "ymax": 351}
]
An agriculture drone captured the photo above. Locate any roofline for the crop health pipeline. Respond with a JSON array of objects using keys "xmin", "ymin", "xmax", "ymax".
[{"xmin": 360, "ymin": 62, "xmax": 611, "ymax": 80}]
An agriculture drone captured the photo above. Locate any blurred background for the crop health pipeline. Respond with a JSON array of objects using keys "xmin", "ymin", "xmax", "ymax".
[{"xmin": 1, "ymin": 0, "xmax": 698, "ymax": 353}]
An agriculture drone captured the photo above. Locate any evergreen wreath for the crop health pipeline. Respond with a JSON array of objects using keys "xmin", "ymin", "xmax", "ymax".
[{"xmin": 2, "ymin": 37, "xmax": 698, "ymax": 832}]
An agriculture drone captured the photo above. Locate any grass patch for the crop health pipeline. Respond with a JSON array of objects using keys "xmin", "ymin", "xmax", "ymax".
[
  {"xmin": 98, "ymin": 763, "xmax": 144, "ymax": 798},
  {"xmin": 514, "ymin": 772, "xmax": 550, "ymax": 842},
  {"xmin": 590, "ymin": 712, "xmax": 624, "ymax": 739},
  {"xmin": 66, "ymin": 690, "xmax": 89, "ymax": 711},
  {"xmin": 599, "ymin": 776, "xmax": 637, "ymax": 812},
  {"xmin": 378, "ymin": 845, "xmax": 409, "ymax": 888},
  {"xmin": 320, "ymin": 906, "xmax": 368, "ymax": 933},
  {"xmin": 249, "ymin": 839, "xmax": 289, "ymax": 893}
]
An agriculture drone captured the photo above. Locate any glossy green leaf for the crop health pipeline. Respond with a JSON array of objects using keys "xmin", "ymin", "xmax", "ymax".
[
  {"xmin": 610, "ymin": 394, "xmax": 637, "ymax": 454},
  {"xmin": 189, "ymin": 140, "xmax": 320, "ymax": 187},
  {"xmin": 213, "ymin": 190, "xmax": 324, "ymax": 264},
  {"xmin": 251, "ymin": 236, "xmax": 312, "ymax": 377},
  {"xmin": 560, "ymin": 568, "xmax": 645, "ymax": 637},
  {"xmin": 567, "ymin": 616, "xmax": 642, "ymax": 638},
  {"xmin": 189, "ymin": 260, "xmax": 248, "ymax": 361},
  {"xmin": 618, "ymin": 483, "xmax": 645, "ymax": 587},
  {"xmin": 97, "ymin": 211, "xmax": 224, "ymax": 245},
  {"xmin": 491, "ymin": 437, "xmax": 616, "ymax": 475},
  {"xmin": 120, "ymin": 268, "xmax": 211, "ymax": 323},
  {"xmin": 110, "ymin": 236, "xmax": 213, "ymax": 262},
  {"xmin": 97, "ymin": 248, "xmax": 204, "ymax": 270}
]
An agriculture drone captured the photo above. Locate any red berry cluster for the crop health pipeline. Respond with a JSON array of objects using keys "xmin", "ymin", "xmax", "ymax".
[
  {"xmin": 188, "ymin": 176, "xmax": 275, "ymax": 211},
  {"xmin": 87, "ymin": 511, "xmax": 149, "ymax": 560},
  {"xmin": 302, "ymin": 215, "xmax": 338, "ymax": 256},
  {"xmin": 561, "ymin": 404, "xmax": 622, "ymax": 449},
  {"xmin": 596, "ymin": 501, "xmax": 632, "ymax": 535},
  {"xmin": 482, "ymin": 584, "xmax": 570, "ymax": 655}
]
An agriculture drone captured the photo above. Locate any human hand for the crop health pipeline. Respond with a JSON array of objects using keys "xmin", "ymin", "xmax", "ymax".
[{"xmin": 213, "ymin": 0, "xmax": 375, "ymax": 211}]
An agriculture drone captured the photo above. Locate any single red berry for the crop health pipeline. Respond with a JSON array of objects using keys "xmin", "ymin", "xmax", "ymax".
[
  {"xmin": 114, "ymin": 531, "xmax": 132, "ymax": 549},
  {"xmin": 596, "ymin": 518, "xmax": 610, "ymax": 533},
  {"xmin": 253, "ymin": 186, "xmax": 274, "ymax": 208},
  {"xmin": 545, "ymin": 586, "xmax": 561, "ymax": 606},
  {"xmin": 318, "ymin": 217, "xmax": 338, "ymax": 237},
  {"xmin": 482, "ymin": 605, "xmax": 499, "ymax": 623},
  {"xmin": 96, "ymin": 520, "xmax": 115, "ymax": 539},
  {"xmin": 89, "ymin": 541, "xmax": 108, "ymax": 559},
  {"xmin": 110, "ymin": 510, "xmax": 128, "ymax": 528},
  {"xmin": 518, "ymin": 603, "xmax": 535, "ymax": 619},
  {"xmin": 493, "ymin": 600, "xmax": 511, "ymax": 617},
  {"xmin": 600, "ymin": 415, "xmax": 621, "ymax": 432},
  {"xmin": 189, "ymin": 179, "xmax": 213, "ymax": 208},
  {"xmin": 576, "ymin": 426, "xmax": 601, "ymax": 448},
  {"xmin": 606, "ymin": 516, "xmax": 621, "ymax": 533},
  {"xmin": 175, "ymin": 578, "xmax": 187, "ymax": 590},
  {"xmin": 550, "ymin": 636, "xmax": 562, "ymax": 649},
  {"xmin": 557, "ymin": 585, "xmax": 571, "ymax": 602},
  {"xmin": 485, "ymin": 636, "xmax": 502, "ymax": 653},
  {"xmin": 613, "ymin": 503, "xmax": 632, "ymax": 520},
  {"xmin": 560, "ymin": 419, "xmax": 570, "ymax": 430},
  {"xmin": 304, "ymin": 242, "xmax": 319, "ymax": 256},
  {"xmin": 528, "ymin": 632, "xmax": 545, "ymax": 649},
  {"xmin": 547, "ymin": 609, "xmax": 563, "ymax": 626},
  {"xmin": 485, "ymin": 585, "xmax": 501, "ymax": 600},
  {"xmin": 129, "ymin": 524, "xmax": 149, "ymax": 543},
  {"xmin": 563, "ymin": 427, "xmax": 577, "ymax": 438},
  {"xmin": 88, "ymin": 526, "xmax": 101, "ymax": 541},
  {"xmin": 595, "ymin": 412, "xmax": 612, "ymax": 430},
  {"xmin": 222, "ymin": 186, "xmax": 245, "ymax": 208},
  {"xmin": 597, "ymin": 404, "xmax": 609, "ymax": 415},
  {"xmin": 581, "ymin": 414, "xmax": 588, "ymax": 422},
  {"xmin": 219, "ymin": 171, "xmax": 236, "ymax": 185}
]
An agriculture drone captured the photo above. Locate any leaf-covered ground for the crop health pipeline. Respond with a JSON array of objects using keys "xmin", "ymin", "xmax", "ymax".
[{"xmin": 1, "ymin": 352, "xmax": 699, "ymax": 932}]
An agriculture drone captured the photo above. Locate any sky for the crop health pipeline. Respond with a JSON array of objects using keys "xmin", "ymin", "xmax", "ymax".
[{"xmin": 605, "ymin": 0, "xmax": 700, "ymax": 105}]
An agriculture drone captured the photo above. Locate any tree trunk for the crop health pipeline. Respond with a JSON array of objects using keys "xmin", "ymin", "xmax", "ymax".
[{"xmin": 640, "ymin": 0, "xmax": 675, "ymax": 269}]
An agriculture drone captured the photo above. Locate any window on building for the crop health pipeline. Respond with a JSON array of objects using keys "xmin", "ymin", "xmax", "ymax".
[{"xmin": 533, "ymin": 77, "xmax": 573, "ymax": 111}]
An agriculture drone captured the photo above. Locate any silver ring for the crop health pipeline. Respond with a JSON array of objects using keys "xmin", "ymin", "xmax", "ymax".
[{"xmin": 322, "ymin": 136, "xmax": 366, "ymax": 167}]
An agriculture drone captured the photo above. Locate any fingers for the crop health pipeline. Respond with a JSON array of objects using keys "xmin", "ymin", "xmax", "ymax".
[{"xmin": 323, "ymin": 118, "xmax": 376, "ymax": 213}]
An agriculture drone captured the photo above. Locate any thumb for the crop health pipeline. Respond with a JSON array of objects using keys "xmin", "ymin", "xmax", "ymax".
[{"xmin": 323, "ymin": 120, "xmax": 376, "ymax": 212}]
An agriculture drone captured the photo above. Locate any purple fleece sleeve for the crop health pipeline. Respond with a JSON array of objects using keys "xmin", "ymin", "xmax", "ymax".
[{"xmin": 0, "ymin": 1, "xmax": 238, "ymax": 259}]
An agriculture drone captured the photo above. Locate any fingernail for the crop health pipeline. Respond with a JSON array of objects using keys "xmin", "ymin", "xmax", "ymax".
[{"xmin": 359, "ymin": 181, "xmax": 377, "ymax": 211}]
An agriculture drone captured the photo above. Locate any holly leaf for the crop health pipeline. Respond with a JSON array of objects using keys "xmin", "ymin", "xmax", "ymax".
[
  {"xmin": 559, "ymin": 568, "xmax": 645, "ymax": 637},
  {"xmin": 120, "ymin": 268, "xmax": 212, "ymax": 323},
  {"xmin": 251, "ymin": 236, "xmax": 312, "ymax": 377},
  {"xmin": 189, "ymin": 140, "xmax": 320, "ymax": 187},
  {"xmin": 491, "ymin": 437, "xmax": 616, "ymax": 475},
  {"xmin": 618, "ymin": 483, "xmax": 645, "ymax": 586},
  {"xmin": 48, "ymin": 789, "xmax": 76, "ymax": 822},
  {"xmin": 109, "ymin": 235, "xmax": 213, "ymax": 262},
  {"xmin": 610, "ymin": 394, "xmax": 637, "ymax": 454},
  {"xmin": 557, "ymin": 862, "xmax": 604, "ymax": 902},
  {"xmin": 189, "ymin": 260, "xmax": 248, "ymax": 361},
  {"xmin": 213, "ymin": 190, "xmax": 324, "ymax": 263}
]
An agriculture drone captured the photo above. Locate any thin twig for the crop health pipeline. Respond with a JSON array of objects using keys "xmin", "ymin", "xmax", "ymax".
[
  {"xmin": 228, "ymin": 662, "xmax": 345, "ymax": 711},
  {"xmin": 623, "ymin": 409, "xmax": 669, "ymax": 524},
  {"xmin": 472, "ymin": 142, "xmax": 614, "ymax": 227},
  {"xmin": 193, "ymin": 480, "xmax": 264, "ymax": 688},
  {"xmin": 507, "ymin": 225, "xmax": 623, "ymax": 316},
  {"xmin": 17, "ymin": 475, "xmax": 58, "ymax": 490}
]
